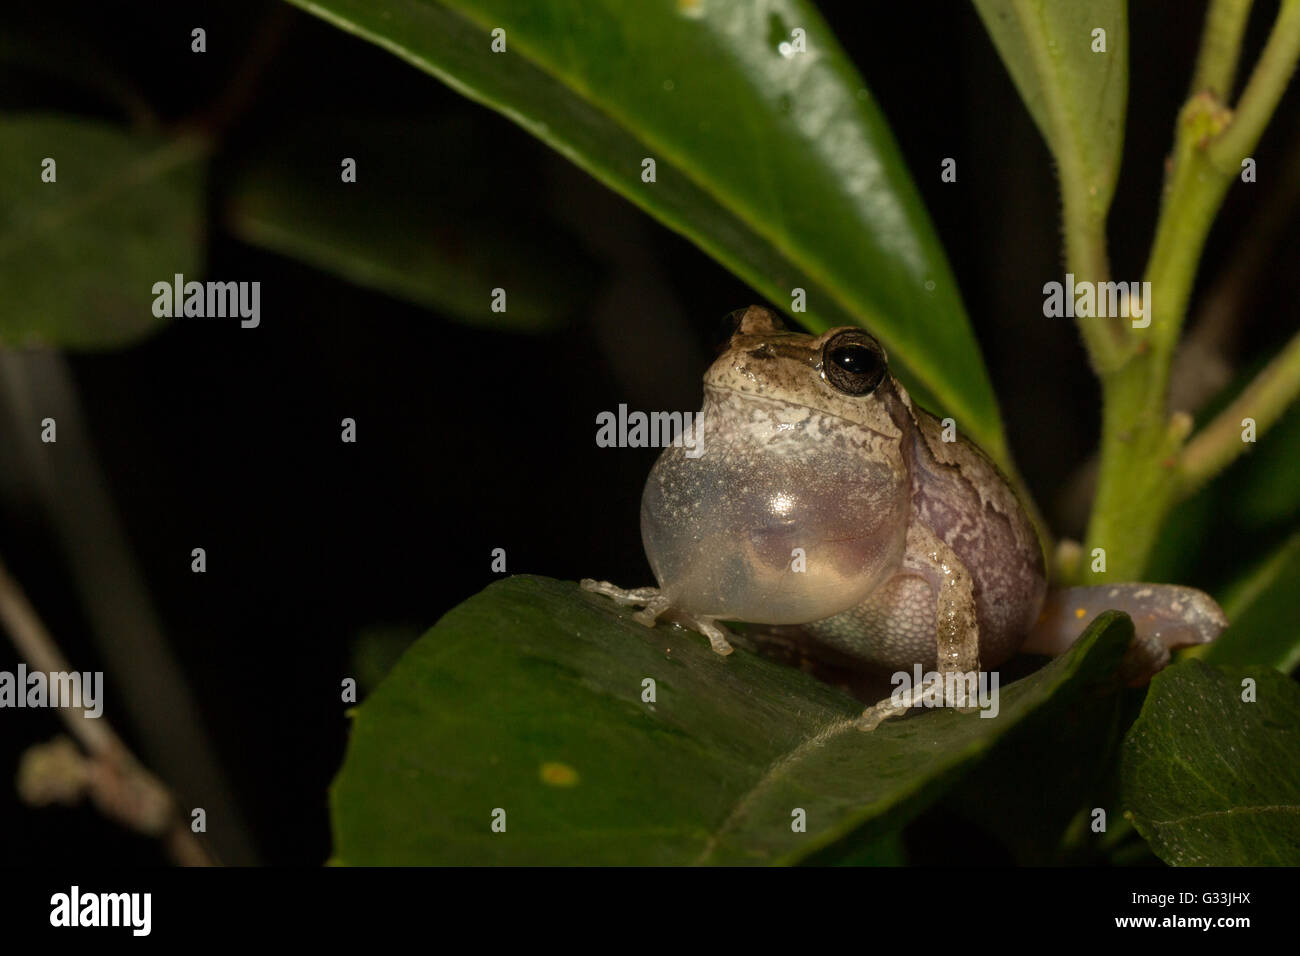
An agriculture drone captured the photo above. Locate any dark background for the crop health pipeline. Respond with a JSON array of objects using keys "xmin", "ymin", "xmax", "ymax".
[{"xmin": 1, "ymin": 1, "xmax": 1296, "ymax": 865}]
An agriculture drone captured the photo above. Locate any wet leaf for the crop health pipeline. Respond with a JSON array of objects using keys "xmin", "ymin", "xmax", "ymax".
[{"xmin": 1120, "ymin": 659, "xmax": 1300, "ymax": 865}]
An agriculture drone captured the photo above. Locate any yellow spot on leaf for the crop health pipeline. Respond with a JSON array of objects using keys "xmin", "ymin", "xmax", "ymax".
[{"xmin": 540, "ymin": 762, "xmax": 579, "ymax": 787}]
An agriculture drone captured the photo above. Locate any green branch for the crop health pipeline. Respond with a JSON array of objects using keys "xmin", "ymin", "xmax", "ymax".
[
  {"xmin": 1210, "ymin": 0, "xmax": 1300, "ymax": 169},
  {"xmin": 1180, "ymin": 329, "xmax": 1300, "ymax": 494},
  {"xmin": 1082, "ymin": 0, "xmax": 1300, "ymax": 582},
  {"xmin": 1062, "ymin": 184, "xmax": 1129, "ymax": 373},
  {"xmin": 1190, "ymin": 0, "xmax": 1256, "ymax": 98}
]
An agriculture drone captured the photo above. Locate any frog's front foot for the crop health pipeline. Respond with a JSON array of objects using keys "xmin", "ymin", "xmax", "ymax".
[
  {"xmin": 580, "ymin": 579, "xmax": 734, "ymax": 656},
  {"xmin": 579, "ymin": 579, "xmax": 669, "ymax": 624}
]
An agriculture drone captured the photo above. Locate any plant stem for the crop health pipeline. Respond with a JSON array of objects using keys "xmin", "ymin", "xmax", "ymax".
[
  {"xmin": 0, "ymin": 350, "xmax": 256, "ymax": 864},
  {"xmin": 1146, "ymin": 95, "xmax": 1237, "ymax": 357},
  {"xmin": 1169, "ymin": 124, "xmax": 1300, "ymax": 412},
  {"xmin": 1191, "ymin": 0, "xmax": 1256, "ymax": 98},
  {"xmin": 1062, "ymin": 188, "xmax": 1129, "ymax": 373},
  {"xmin": 1180, "ymin": 328, "xmax": 1300, "ymax": 493},
  {"xmin": 1209, "ymin": 0, "xmax": 1300, "ymax": 170},
  {"xmin": 1082, "ymin": 0, "xmax": 1300, "ymax": 581},
  {"xmin": 0, "ymin": 556, "xmax": 214, "ymax": 866},
  {"xmin": 1083, "ymin": 360, "xmax": 1189, "ymax": 581}
]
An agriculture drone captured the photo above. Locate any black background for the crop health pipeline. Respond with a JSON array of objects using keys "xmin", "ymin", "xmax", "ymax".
[{"xmin": 1, "ymin": 0, "xmax": 1296, "ymax": 866}]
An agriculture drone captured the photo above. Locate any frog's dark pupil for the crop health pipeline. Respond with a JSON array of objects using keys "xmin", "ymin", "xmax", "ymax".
[{"xmin": 831, "ymin": 345, "xmax": 872, "ymax": 374}]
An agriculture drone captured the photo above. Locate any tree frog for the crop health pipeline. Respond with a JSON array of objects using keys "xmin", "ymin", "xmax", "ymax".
[{"xmin": 584, "ymin": 306, "xmax": 1227, "ymax": 727}]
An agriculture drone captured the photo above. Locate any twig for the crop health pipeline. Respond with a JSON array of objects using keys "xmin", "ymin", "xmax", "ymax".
[
  {"xmin": 1081, "ymin": 0, "xmax": 1300, "ymax": 581},
  {"xmin": 0, "ymin": 556, "xmax": 215, "ymax": 866},
  {"xmin": 1061, "ymin": 122, "xmax": 1300, "ymax": 518},
  {"xmin": 193, "ymin": 3, "xmax": 296, "ymax": 137},
  {"xmin": 1209, "ymin": 0, "xmax": 1300, "ymax": 171},
  {"xmin": 0, "ymin": 349, "xmax": 257, "ymax": 863},
  {"xmin": 1179, "ymin": 327, "xmax": 1300, "ymax": 494},
  {"xmin": 1190, "ymin": 0, "xmax": 1256, "ymax": 98}
]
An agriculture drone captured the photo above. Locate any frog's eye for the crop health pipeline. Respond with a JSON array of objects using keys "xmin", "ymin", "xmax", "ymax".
[{"xmin": 822, "ymin": 330, "xmax": 887, "ymax": 395}]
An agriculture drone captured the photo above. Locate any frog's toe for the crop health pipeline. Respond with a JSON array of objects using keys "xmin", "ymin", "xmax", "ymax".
[
  {"xmin": 656, "ymin": 607, "xmax": 734, "ymax": 655},
  {"xmin": 581, "ymin": 580, "xmax": 735, "ymax": 655},
  {"xmin": 857, "ymin": 693, "xmax": 914, "ymax": 731},
  {"xmin": 581, "ymin": 579, "xmax": 661, "ymax": 608},
  {"xmin": 630, "ymin": 602, "xmax": 669, "ymax": 628},
  {"xmin": 583, "ymin": 579, "xmax": 674, "ymax": 630},
  {"xmin": 691, "ymin": 617, "xmax": 734, "ymax": 656}
]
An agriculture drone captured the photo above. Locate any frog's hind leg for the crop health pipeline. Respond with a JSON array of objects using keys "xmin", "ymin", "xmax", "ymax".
[
  {"xmin": 580, "ymin": 579, "xmax": 734, "ymax": 655},
  {"xmin": 1024, "ymin": 584, "xmax": 1227, "ymax": 684}
]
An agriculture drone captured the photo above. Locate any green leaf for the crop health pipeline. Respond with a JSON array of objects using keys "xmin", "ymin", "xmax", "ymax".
[
  {"xmin": 225, "ymin": 118, "xmax": 596, "ymax": 331},
  {"xmin": 0, "ymin": 114, "xmax": 206, "ymax": 349},
  {"xmin": 1192, "ymin": 530, "xmax": 1300, "ymax": 675},
  {"xmin": 801, "ymin": 829, "xmax": 908, "ymax": 866},
  {"xmin": 972, "ymin": 0, "xmax": 1128, "ymax": 215},
  {"xmin": 284, "ymin": 0, "xmax": 1011, "ymax": 467},
  {"xmin": 1120, "ymin": 659, "xmax": 1300, "ymax": 865},
  {"xmin": 330, "ymin": 576, "xmax": 1133, "ymax": 865},
  {"xmin": 939, "ymin": 684, "xmax": 1141, "ymax": 864}
]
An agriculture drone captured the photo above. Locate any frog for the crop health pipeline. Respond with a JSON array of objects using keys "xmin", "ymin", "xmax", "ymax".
[{"xmin": 583, "ymin": 306, "xmax": 1228, "ymax": 728}]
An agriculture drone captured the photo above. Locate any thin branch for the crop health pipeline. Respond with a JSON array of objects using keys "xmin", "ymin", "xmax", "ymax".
[
  {"xmin": 1169, "ymin": 124, "xmax": 1300, "ymax": 411},
  {"xmin": 0, "ymin": 556, "xmax": 215, "ymax": 866},
  {"xmin": 1142, "ymin": 93, "xmax": 1236, "ymax": 357},
  {"xmin": 1179, "ymin": 327, "xmax": 1300, "ymax": 494},
  {"xmin": 193, "ymin": 4, "xmax": 295, "ymax": 137},
  {"xmin": 0, "ymin": 349, "xmax": 257, "ymax": 864},
  {"xmin": 1208, "ymin": 0, "xmax": 1300, "ymax": 170},
  {"xmin": 1080, "ymin": 0, "xmax": 1300, "ymax": 581},
  {"xmin": 1190, "ymin": 0, "xmax": 1256, "ymax": 99},
  {"xmin": 1062, "ymin": 191, "xmax": 1129, "ymax": 373}
]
